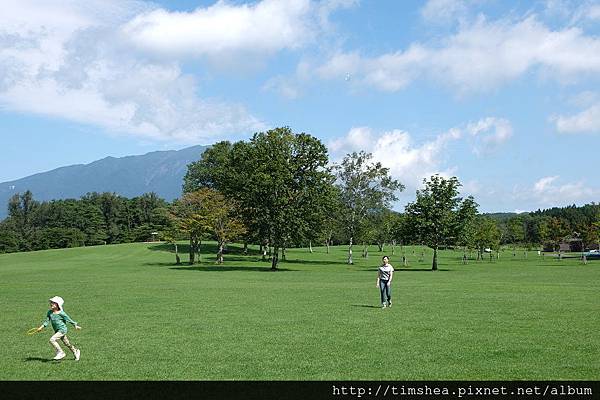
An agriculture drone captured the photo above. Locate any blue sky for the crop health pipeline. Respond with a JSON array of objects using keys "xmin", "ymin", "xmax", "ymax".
[{"xmin": 1, "ymin": 0, "xmax": 599, "ymax": 212}]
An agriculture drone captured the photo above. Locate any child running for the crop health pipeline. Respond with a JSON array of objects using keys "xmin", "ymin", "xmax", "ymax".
[
  {"xmin": 36, "ymin": 296, "xmax": 81, "ymax": 361},
  {"xmin": 376, "ymin": 256, "xmax": 394, "ymax": 308}
]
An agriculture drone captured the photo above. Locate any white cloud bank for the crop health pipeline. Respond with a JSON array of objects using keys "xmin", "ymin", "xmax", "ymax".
[
  {"xmin": 121, "ymin": 0, "xmax": 313, "ymax": 60},
  {"xmin": 554, "ymin": 103, "xmax": 600, "ymax": 134},
  {"xmin": 327, "ymin": 117, "xmax": 511, "ymax": 193},
  {"xmin": 0, "ymin": 0, "xmax": 365, "ymax": 142},
  {"xmin": 0, "ymin": 0, "xmax": 362, "ymax": 142},
  {"xmin": 514, "ymin": 175, "xmax": 600, "ymax": 208},
  {"xmin": 329, "ymin": 126, "xmax": 460, "ymax": 192},
  {"xmin": 121, "ymin": 0, "xmax": 357, "ymax": 65},
  {"xmin": 314, "ymin": 15, "xmax": 600, "ymax": 94}
]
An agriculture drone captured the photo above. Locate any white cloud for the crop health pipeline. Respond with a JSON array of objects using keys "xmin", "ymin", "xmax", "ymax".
[
  {"xmin": 420, "ymin": 0, "xmax": 469, "ymax": 24},
  {"xmin": 467, "ymin": 117, "xmax": 513, "ymax": 155},
  {"xmin": 313, "ymin": 15, "xmax": 600, "ymax": 94},
  {"xmin": 316, "ymin": 46, "xmax": 428, "ymax": 92},
  {"xmin": 0, "ymin": 0, "xmax": 266, "ymax": 142},
  {"xmin": 328, "ymin": 126, "xmax": 461, "ymax": 191},
  {"xmin": 121, "ymin": 0, "xmax": 314, "ymax": 61},
  {"xmin": 519, "ymin": 175, "xmax": 600, "ymax": 207},
  {"xmin": 328, "ymin": 117, "xmax": 511, "ymax": 196},
  {"xmin": 121, "ymin": 0, "xmax": 357, "ymax": 64},
  {"xmin": 553, "ymin": 103, "xmax": 600, "ymax": 134},
  {"xmin": 533, "ymin": 176, "xmax": 559, "ymax": 192},
  {"xmin": 544, "ymin": 0, "xmax": 600, "ymax": 24}
]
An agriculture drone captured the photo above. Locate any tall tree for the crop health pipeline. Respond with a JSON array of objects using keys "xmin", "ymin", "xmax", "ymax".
[
  {"xmin": 7, "ymin": 190, "xmax": 39, "ymax": 251},
  {"xmin": 191, "ymin": 188, "xmax": 246, "ymax": 264},
  {"xmin": 506, "ymin": 216, "xmax": 526, "ymax": 254},
  {"xmin": 474, "ymin": 216, "xmax": 501, "ymax": 261},
  {"xmin": 334, "ymin": 151, "xmax": 404, "ymax": 264},
  {"xmin": 169, "ymin": 191, "xmax": 212, "ymax": 264},
  {"xmin": 404, "ymin": 175, "xmax": 471, "ymax": 271},
  {"xmin": 547, "ymin": 217, "xmax": 570, "ymax": 252},
  {"xmin": 183, "ymin": 127, "xmax": 334, "ymax": 270},
  {"xmin": 455, "ymin": 196, "xmax": 479, "ymax": 262},
  {"xmin": 248, "ymin": 128, "xmax": 332, "ymax": 269}
]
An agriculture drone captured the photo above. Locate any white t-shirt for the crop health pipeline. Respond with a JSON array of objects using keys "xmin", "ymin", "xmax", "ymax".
[{"xmin": 379, "ymin": 264, "xmax": 394, "ymax": 280}]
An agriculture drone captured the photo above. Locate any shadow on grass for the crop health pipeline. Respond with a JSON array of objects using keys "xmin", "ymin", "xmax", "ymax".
[
  {"xmin": 170, "ymin": 266, "xmax": 295, "ymax": 272},
  {"xmin": 282, "ymin": 258, "xmax": 348, "ymax": 266},
  {"xmin": 364, "ymin": 268, "xmax": 451, "ymax": 272},
  {"xmin": 352, "ymin": 304, "xmax": 382, "ymax": 309},
  {"xmin": 24, "ymin": 357, "xmax": 54, "ymax": 363},
  {"xmin": 147, "ymin": 242, "xmax": 262, "ymax": 256}
]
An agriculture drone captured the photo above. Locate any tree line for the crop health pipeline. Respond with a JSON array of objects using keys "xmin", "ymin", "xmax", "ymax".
[
  {"xmin": 0, "ymin": 191, "xmax": 169, "ymax": 253},
  {"xmin": 1, "ymin": 127, "xmax": 599, "ymax": 271}
]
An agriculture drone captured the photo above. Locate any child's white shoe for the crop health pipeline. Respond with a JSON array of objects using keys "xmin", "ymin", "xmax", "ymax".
[
  {"xmin": 74, "ymin": 349, "xmax": 81, "ymax": 361},
  {"xmin": 53, "ymin": 351, "xmax": 66, "ymax": 360}
]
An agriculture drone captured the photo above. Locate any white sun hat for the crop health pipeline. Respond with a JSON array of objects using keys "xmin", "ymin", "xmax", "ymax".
[{"xmin": 49, "ymin": 296, "xmax": 64, "ymax": 310}]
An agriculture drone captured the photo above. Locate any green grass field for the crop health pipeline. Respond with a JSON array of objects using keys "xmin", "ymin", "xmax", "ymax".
[{"xmin": 1, "ymin": 242, "xmax": 598, "ymax": 380}]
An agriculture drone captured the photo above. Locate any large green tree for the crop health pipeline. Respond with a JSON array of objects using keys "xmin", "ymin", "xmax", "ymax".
[
  {"xmin": 474, "ymin": 216, "xmax": 501, "ymax": 260},
  {"xmin": 191, "ymin": 188, "xmax": 246, "ymax": 264},
  {"xmin": 455, "ymin": 196, "xmax": 479, "ymax": 262},
  {"xmin": 184, "ymin": 127, "xmax": 334, "ymax": 270},
  {"xmin": 169, "ymin": 191, "xmax": 211, "ymax": 265},
  {"xmin": 405, "ymin": 175, "xmax": 474, "ymax": 271},
  {"xmin": 334, "ymin": 151, "xmax": 404, "ymax": 264}
]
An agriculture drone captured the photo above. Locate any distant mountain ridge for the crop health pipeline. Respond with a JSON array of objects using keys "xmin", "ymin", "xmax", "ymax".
[{"xmin": 0, "ymin": 145, "xmax": 207, "ymax": 220}]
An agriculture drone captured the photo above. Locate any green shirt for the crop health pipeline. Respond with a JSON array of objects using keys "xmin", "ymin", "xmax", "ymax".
[{"xmin": 42, "ymin": 310, "xmax": 77, "ymax": 333}]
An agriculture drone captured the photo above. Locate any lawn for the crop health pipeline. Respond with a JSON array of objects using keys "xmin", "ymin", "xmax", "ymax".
[{"xmin": 1, "ymin": 242, "xmax": 598, "ymax": 380}]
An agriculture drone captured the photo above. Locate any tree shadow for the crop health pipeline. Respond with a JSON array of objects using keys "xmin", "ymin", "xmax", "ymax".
[
  {"xmin": 282, "ymin": 258, "xmax": 348, "ymax": 266},
  {"xmin": 147, "ymin": 242, "xmax": 262, "ymax": 256},
  {"xmin": 23, "ymin": 357, "xmax": 54, "ymax": 363},
  {"xmin": 351, "ymin": 304, "xmax": 382, "ymax": 309},
  {"xmin": 169, "ymin": 266, "xmax": 295, "ymax": 272},
  {"xmin": 397, "ymin": 268, "xmax": 451, "ymax": 272},
  {"xmin": 364, "ymin": 268, "xmax": 451, "ymax": 272}
]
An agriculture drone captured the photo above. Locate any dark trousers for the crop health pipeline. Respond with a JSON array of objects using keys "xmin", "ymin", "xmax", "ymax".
[{"xmin": 379, "ymin": 279, "xmax": 392, "ymax": 304}]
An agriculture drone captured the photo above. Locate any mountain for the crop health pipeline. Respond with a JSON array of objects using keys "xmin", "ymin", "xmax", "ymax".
[{"xmin": 0, "ymin": 145, "xmax": 207, "ymax": 220}]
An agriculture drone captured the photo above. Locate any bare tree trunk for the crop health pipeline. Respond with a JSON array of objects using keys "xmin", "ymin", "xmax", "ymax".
[
  {"xmin": 348, "ymin": 237, "xmax": 353, "ymax": 265},
  {"xmin": 174, "ymin": 243, "xmax": 181, "ymax": 265},
  {"xmin": 271, "ymin": 246, "xmax": 279, "ymax": 270},
  {"xmin": 363, "ymin": 244, "xmax": 369, "ymax": 259},
  {"xmin": 197, "ymin": 240, "xmax": 201, "ymax": 263},
  {"xmin": 326, "ymin": 239, "xmax": 330, "ymax": 254},
  {"xmin": 189, "ymin": 237, "xmax": 195, "ymax": 265},
  {"xmin": 243, "ymin": 241, "xmax": 248, "ymax": 255},
  {"xmin": 217, "ymin": 241, "xmax": 224, "ymax": 264},
  {"xmin": 282, "ymin": 247, "xmax": 286, "ymax": 261},
  {"xmin": 432, "ymin": 246, "xmax": 438, "ymax": 271},
  {"xmin": 309, "ymin": 240, "xmax": 313, "ymax": 253}
]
